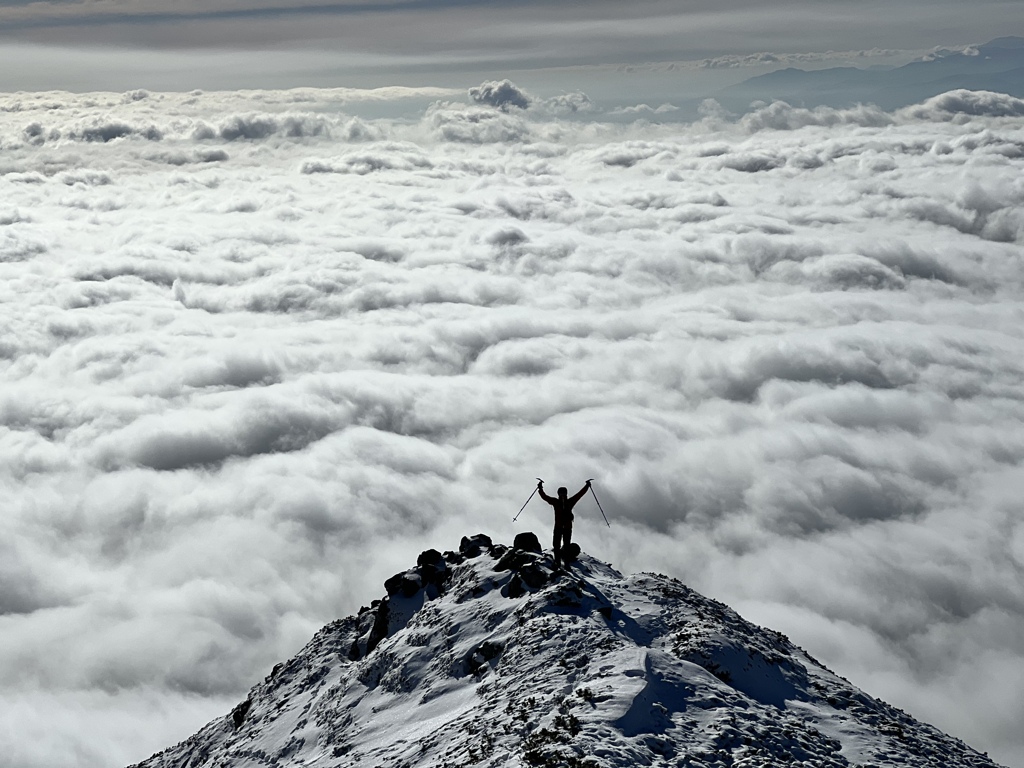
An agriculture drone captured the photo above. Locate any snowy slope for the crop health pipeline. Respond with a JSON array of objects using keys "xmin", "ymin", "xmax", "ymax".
[{"xmin": 132, "ymin": 535, "xmax": 1005, "ymax": 768}]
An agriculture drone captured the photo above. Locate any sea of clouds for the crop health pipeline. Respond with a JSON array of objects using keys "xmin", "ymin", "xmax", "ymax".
[{"xmin": 2, "ymin": 82, "xmax": 1024, "ymax": 767}]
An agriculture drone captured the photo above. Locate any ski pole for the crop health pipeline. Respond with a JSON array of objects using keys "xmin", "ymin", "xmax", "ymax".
[
  {"xmin": 587, "ymin": 479, "xmax": 611, "ymax": 528},
  {"xmin": 513, "ymin": 478, "xmax": 543, "ymax": 522}
]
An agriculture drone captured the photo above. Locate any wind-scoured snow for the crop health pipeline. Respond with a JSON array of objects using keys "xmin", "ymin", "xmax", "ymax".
[{"xmin": 133, "ymin": 537, "xmax": 1004, "ymax": 768}]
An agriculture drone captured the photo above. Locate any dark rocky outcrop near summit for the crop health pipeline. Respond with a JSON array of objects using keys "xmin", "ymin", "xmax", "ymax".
[
  {"xmin": 459, "ymin": 532, "xmax": 491, "ymax": 557},
  {"xmin": 513, "ymin": 531, "xmax": 542, "ymax": 553}
]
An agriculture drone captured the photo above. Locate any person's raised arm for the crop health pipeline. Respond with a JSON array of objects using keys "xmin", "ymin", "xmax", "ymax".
[
  {"xmin": 569, "ymin": 480, "xmax": 590, "ymax": 505},
  {"xmin": 537, "ymin": 481, "xmax": 555, "ymax": 505}
]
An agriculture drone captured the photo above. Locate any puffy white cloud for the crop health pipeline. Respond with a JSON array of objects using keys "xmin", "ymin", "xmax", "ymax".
[
  {"xmin": 737, "ymin": 100, "xmax": 895, "ymax": 131},
  {"xmin": 539, "ymin": 91, "xmax": 595, "ymax": 115},
  {"xmin": 425, "ymin": 101, "xmax": 534, "ymax": 143},
  {"xmin": 900, "ymin": 89, "xmax": 1024, "ymax": 120},
  {"xmin": 1, "ymin": 86, "xmax": 1024, "ymax": 768},
  {"xmin": 608, "ymin": 102, "xmax": 680, "ymax": 118}
]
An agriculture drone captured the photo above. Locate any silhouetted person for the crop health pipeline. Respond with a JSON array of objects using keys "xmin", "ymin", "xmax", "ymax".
[{"xmin": 537, "ymin": 480, "xmax": 590, "ymax": 567}]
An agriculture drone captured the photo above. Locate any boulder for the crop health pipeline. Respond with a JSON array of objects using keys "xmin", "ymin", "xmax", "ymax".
[
  {"xmin": 424, "ymin": 563, "xmax": 449, "ymax": 588},
  {"xmin": 490, "ymin": 544, "xmax": 508, "ymax": 559},
  {"xmin": 519, "ymin": 562, "xmax": 550, "ymax": 590},
  {"xmin": 442, "ymin": 550, "xmax": 464, "ymax": 565},
  {"xmin": 383, "ymin": 571, "xmax": 405, "ymax": 597},
  {"xmin": 384, "ymin": 570, "xmax": 423, "ymax": 598},
  {"xmin": 231, "ymin": 698, "xmax": 251, "ymax": 730},
  {"xmin": 466, "ymin": 640, "xmax": 504, "ymax": 675},
  {"xmin": 495, "ymin": 549, "xmax": 541, "ymax": 572},
  {"xmin": 399, "ymin": 572, "xmax": 422, "ymax": 597},
  {"xmin": 504, "ymin": 574, "xmax": 527, "ymax": 599},
  {"xmin": 562, "ymin": 542, "xmax": 581, "ymax": 563},
  {"xmin": 365, "ymin": 599, "xmax": 391, "ymax": 654},
  {"xmin": 459, "ymin": 533, "xmax": 492, "ymax": 557},
  {"xmin": 513, "ymin": 531, "xmax": 542, "ymax": 553},
  {"xmin": 417, "ymin": 549, "xmax": 444, "ymax": 567}
]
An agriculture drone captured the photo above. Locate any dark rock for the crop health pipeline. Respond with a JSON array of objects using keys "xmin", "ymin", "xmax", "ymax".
[
  {"xmin": 504, "ymin": 574, "xmax": 527, "ymax": 599},
  {"xmin": 459, "ymin": 533, "xmax": 492, "ymax": 557},
  {"xmin": 231, "ymin": 698, "xmax": 251, "ymax": 730},
  {"xmin": 384, "ymin": 571, "xmax": 406, "ymax": 597},
  {"xmin": 494, "ymin": 550, "xmax": 518, "ymax": 571},
  {"xmin": 495, "ymin": 549, "xmax": 542, "ymax": 572},
  {"xmin": 490, "ymin": 543, "xmax": 508, "ymax": 558},
  {"xmin": 443, "ymin": 550, "xmax": 464, "ymax": 565},
  {"xmin": 384, "ymin": 570, "xmax": 423, "ymax": 598},
  {"xmin": 477, "ymin": 640, "xmax": 503, "ymax": 661},
  {"xmin": 400, "ymin": 572, "xmax": 422, "ymax": 597},
  {"xmin": 417, "ymin": 549, "xmax": 444, "ymax": 567},
  {"xmin": 422, "ymin": 563, "xmax": 448, "ymax": 586},
  {"xmin": 519, "ymin": 562, "xmax": 550, "ymax": 590},
  {"xmin": 349, "ymin": 602, "xmax": 386, "ymax": 660},
  {"xmin": 421, "ymin": 573, "xmax": 446, "ymax": 593},
  {"xmin": 419, "ymin": 553, "xmax": 449, "ymax": 586},
  {"xmin": 365, "ymin": 599, "xmax": 390, "ymax": 654},
  {"xmin": 552, "ymin": 583, "xmax": 583, "ymax": 607},
  {"xmin": 513, "ymin": 531, "xmax": 542, "ymax": 553},
  {"xmin": 562, "ymin": 542, "xmax": 581, "ymax": 562},
  {"xmin": 467, "ymin": 640, "xmax": 505, "ymax": 674},
  {"xmin": 501, "ymin": 559, "xmax": 552, "ymax": 598}
]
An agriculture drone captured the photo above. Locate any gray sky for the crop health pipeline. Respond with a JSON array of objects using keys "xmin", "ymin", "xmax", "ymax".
[{"xmin": 1, "ymin": 0, "xmax": 1022, "ymax": 92}]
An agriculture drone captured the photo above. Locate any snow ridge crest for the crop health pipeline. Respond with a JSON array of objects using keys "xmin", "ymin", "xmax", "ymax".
[{"xmin": 132, "ymin": 534, "xmax": 1005, "ymax": 768}]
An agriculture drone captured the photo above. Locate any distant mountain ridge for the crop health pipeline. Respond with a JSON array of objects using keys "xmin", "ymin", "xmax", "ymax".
[
  {"xmin": 132, "ymin": 534, "xmax": 1006, "ymax": 767},
  {"xmin": 720, "ymin": 37, "xmax": 1024, "ymax": 111}
]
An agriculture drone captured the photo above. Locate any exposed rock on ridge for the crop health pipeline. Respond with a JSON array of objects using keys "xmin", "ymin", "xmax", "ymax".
[{"xmin": 131, "ymin": 535, "xmax": 1005, "ymax": 768}]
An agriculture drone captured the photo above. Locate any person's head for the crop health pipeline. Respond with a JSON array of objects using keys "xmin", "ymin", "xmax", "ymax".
[{"xmin": 558, "ymin": 487, "xmax": 567, "ymax": 498}]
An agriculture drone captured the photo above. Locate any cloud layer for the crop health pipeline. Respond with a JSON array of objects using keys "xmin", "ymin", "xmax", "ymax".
[{"xmin": 2, "ymin": 86, "xmax": 1024, "ymax": 767}]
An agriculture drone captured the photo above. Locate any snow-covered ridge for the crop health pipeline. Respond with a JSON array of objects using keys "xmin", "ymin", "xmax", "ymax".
[{"xmin": 131, "ymin": 536, "xmax": 1004, "ymax": 768}]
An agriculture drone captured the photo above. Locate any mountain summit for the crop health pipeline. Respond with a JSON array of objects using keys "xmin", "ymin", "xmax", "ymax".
[{"xmin": 132, "ymin": 535, "xmax": 1003, "ymax": 768}]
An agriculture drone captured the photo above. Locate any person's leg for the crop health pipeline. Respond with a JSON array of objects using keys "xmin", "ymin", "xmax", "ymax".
[{"xmin": 552, "ymin": 523, "xmax": 562, "ymax": 564}]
